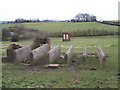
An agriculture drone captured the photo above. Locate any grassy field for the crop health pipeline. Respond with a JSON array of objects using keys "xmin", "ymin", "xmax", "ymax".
[
  {"xmin": 2, "ymin": 35, "xmax": 118, "ymax": 88},
  {"xmin": 1, "ymin": 22, "xmax": 118, "ymax": 33}
]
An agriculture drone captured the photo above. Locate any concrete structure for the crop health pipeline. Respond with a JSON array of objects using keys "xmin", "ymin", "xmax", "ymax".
[
  {"xmin": 48, "ymin": 45, "xmax": 61, "ymax": 63},
  {"xmin": 14, "ymin": 46, "xmax": 31, "ymax": 63},
  {"xmin": 30, "ymin": 44, "xmax": 49, "ymax": 65},
  {"xmin": 7, "ymin": 43, "xmax": 22, "ymax": 62},
  {"xmin": 97, "ymin": 47, "xmax": 106, "ymax": 64},
  {"xmin": 64, "ymin": 45, "xmax": 74, "ymax": 63}
]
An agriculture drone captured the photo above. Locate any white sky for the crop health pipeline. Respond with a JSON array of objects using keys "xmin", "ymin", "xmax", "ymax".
[{"xmin": 0, "ymin": 0, "xmax": 119, "ymax": 21}]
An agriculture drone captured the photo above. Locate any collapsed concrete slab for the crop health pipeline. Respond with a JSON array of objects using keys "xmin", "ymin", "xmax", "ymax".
[
  {"xmin": 64, "ymin": 45, "xmax": 74, "ymax": 64},
  {"xmin": 30, "ymin": 44, "xmax": 49, "ymax": 65},
  {"xmin": 7, "ymin": 43, "xmax": 22, "ymax": 62},
  {"xmin": 48, "ymin": 45, "xmax": 61, "ymax": 63},
  {"xmin": 97, "ymin": 47, "xmax": 106, "ymax": 64},
  {"xmin": 14, "ymin": 46, "xmax": 31, "ymax": 63}
]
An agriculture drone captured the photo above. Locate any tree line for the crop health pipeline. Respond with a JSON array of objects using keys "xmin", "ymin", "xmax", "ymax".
[{"xmin": 1, "ymin": 13, "xmax": 97, "ymax": 24}]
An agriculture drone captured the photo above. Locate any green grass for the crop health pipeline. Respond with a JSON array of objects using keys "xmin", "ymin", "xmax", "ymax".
[
  {"xmin": 1, "ymin": 36, "xmax": 118, "ymax": 88},
  {"xmin": 1, "ymin": 22, "xmax": 118, "ymax": 33}
]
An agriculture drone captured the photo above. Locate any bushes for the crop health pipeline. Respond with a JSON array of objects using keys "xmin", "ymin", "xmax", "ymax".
[
  {"xmin": 13, "ymin": 25, "xmax": 34, "ymax": 40},
  {"xmin": 47, "ymin": 29, "xmax": 117, "ymax": 37},
  {"xmin": 2, "ymin": 25, "xmax": 35, "ymax": 41},
  {"xmin": 48, "ymin": 32, "xmax": 62, "ymax": 37},
  {"xmin": 2, "ymin": 28, "xmax": 11, "ymax": 41},
  {"xmin": 11, "ymin": 33, "xmax": 20, "ymax": 42},
  {"xmin": 31, "ymin": 31, "xmax": 49, "ymax": 49},
  {"xmin": 70, "ymin": 29, "xmax": 116, "ymax": 37},
  {"xmin": 20, "ymin": 31, "xmax": 33, "ymax": 40},
  {"xmin": 98, "ymin": 21, "xmax": 120, "ymax": 26}
]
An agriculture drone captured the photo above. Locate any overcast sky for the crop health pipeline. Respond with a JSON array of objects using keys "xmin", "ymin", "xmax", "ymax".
[{"xmin": 0, "ymin": 0, "xmax": 119, "ymax": 21}]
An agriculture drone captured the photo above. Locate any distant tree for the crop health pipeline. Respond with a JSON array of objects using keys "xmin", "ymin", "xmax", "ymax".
[
  {"xmin": 36, "ymin": 18, "xmax": 40, "ymax": 22},
  {"xmin": 15, "ymin": 18, "xmax": 25, "ymax": 23},
  {"xmin": 71, "ymin": 19, "xmax": 76, "ymax": 22},
  {"xmin": 90, "ymin": 15, "xmax": 97, "ymax": 21},
  {"xmin": 75, "ymin": 13, "xmax": 81, "ymax": 21},
  {"xmin": 73, "ymin": 13, "xmax": 97, "ymax": 22}
]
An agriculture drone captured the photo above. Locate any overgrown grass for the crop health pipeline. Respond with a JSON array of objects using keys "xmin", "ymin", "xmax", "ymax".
[{"xmin": 2, "ymin": 36, "xmax": 118, "ymax": 88}]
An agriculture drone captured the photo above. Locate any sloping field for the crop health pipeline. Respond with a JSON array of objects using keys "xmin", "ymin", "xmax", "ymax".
[{"xmin": 1, "ymin": 22, "xmax": 118, "ymax": 33}]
